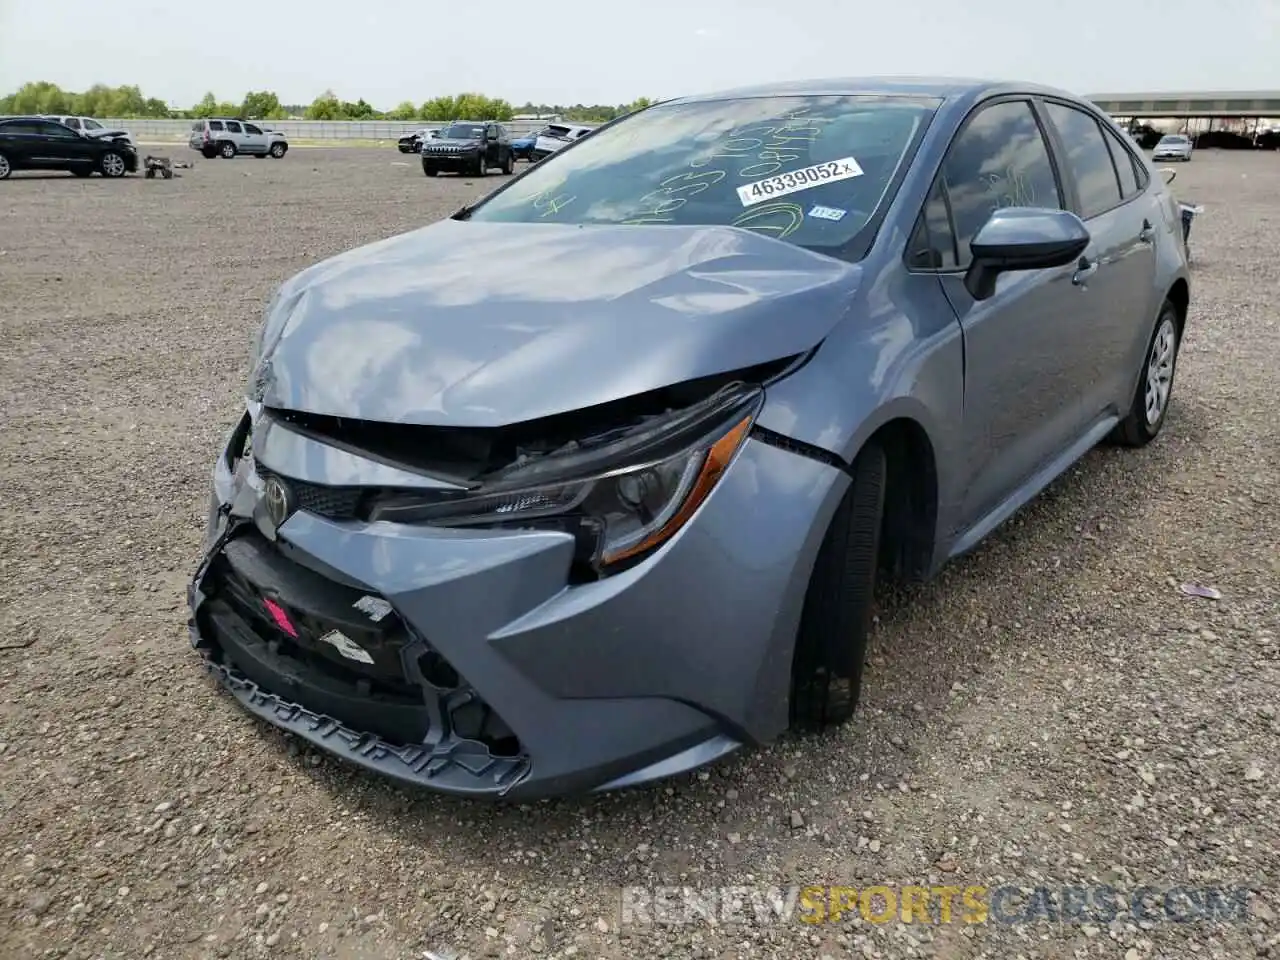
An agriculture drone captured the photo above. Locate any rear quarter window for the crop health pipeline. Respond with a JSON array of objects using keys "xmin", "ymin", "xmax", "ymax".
[{"xmin": 209, "ymin": 121, "xmax": 224, "ymax": 131}]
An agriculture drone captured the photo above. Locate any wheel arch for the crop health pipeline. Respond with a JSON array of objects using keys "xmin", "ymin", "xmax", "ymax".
[
  {"xmin": 1166, "ymin": 277, "xmax": 1189, "ymax": 335},
  {"xmin": 865, "ymin": 416, "xmax": 939, "ymax": 584}
]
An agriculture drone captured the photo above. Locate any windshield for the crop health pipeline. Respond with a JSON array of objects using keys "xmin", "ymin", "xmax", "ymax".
[
  {"xmin": 439, "ymin": 123, "xmax": 484, "ymax": 140},
  {"xmin": 1159, "ymin": 135, "xmax": 1188, "ymax": 144},
  {"xmin": 468, "ymin": 95, "xmax": 936, "ymax": 254}
]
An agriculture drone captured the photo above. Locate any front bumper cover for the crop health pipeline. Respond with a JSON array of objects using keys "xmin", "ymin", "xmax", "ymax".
[{"xmin": 187, "ymin": 421, "xmax": 850, "ymax": 799}]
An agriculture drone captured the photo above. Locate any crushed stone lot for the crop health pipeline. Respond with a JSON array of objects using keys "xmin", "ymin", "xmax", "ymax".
[{"xmin": 1, "ymin": 148, "xmax": 1278, "ymax": 960}]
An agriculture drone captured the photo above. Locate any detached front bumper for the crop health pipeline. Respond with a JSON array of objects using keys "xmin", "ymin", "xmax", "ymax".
[{"xmin": 187, "ymin": 415, "xmax": 848, "ymax": 799}]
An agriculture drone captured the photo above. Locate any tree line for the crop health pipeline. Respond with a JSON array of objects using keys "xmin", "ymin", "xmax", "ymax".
[{"xmin": 0, "ymin": 81, "xmax": 653, "ymax": 123}]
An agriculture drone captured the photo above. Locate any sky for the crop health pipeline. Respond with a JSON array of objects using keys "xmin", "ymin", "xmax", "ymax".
[{"xmin": 1, "ymin": 0, "xmax": 1277, "ymax": 109}]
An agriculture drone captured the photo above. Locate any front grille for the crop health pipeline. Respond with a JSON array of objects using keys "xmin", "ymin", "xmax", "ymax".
[{"xmin": 256, "ymin": 466, "xmax": 363, "ymax": 520}]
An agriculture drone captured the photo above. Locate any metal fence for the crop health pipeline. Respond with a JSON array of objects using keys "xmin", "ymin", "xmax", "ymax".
[{"xmin": 102, "ymin": 118, "xmax": 555, "ymax": 141}]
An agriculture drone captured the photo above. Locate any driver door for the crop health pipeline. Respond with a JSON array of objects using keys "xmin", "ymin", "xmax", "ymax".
[
  {"xmin": 31, "ymin": 119, "xmax": 96, "ymax": 170},
  {"xmin": 485, "ymin": 124, "xmax": 500, "ymax": 166},
  {"xmin": 926, "ymin": 98, "xmax": 1096, "ymax": 533},
  {"xmin": 240, "ymin": 122, "xmax": 269, "ymax": 155}
]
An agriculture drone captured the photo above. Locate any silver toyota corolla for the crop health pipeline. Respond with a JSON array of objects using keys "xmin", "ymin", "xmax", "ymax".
[{"xmin": 188, "ymin": 77, "xmax": 1191, "ymax": 799}]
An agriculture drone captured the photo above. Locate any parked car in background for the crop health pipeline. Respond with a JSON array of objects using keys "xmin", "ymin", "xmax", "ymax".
[
  {"xmin": 0, "ymin": 116, "xmax": 137, "ymax": 179},
  {"xmin": 397, "ymin": 128, "xmax": 437, "ymax": 154},
  {"xmin": 510, "ymin": 128, "xmax": 541, "ymax": 161},
  {"xmin": 188, "ymin": 119, "xmax": 289, "ymax": 159},
  {"xmin": 420, "ymin": 120, "xmax": 513, "ymax": 176},
  {"xmin": 1152, "ymin": 134, "xmax": 1194, "ymax": 161},
  {"xmin": 190, "ymin": 77, "xmax": 1191, "ymax": 799},
  {"xmin": 42, "ymin": 115, "xmax": 134, "ymax": 147},
  {"xmin": 530, "ymin": 122, "xmax": 596, "ymax": 162},
  {"xmin": 1125, "ymin": 124, "xmax": 1163, "ymax": 149}
]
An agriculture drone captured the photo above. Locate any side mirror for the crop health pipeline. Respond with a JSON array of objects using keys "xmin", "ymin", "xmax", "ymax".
[
  {"xmin": 963, "ymin": 207, "xmax": 1090, "ymax": 301},
  {"xmin": 1160, "ymin": 167, "xmax": 1178, "ymax": 185}
]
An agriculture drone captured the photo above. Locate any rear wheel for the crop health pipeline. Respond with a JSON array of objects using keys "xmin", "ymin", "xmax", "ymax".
[
  {"xmin": 1112, "ymin": 300, "xmax": 1182, "ymax": 447},
  {"xmin": 220, "ymin": 141, "xmax": 236, "ymax": 159},
  {"xmin": 100, "ymin": 152, "xmax": 128, "ymax": 178},
  {"xmin": 789, "ymin": 442, "xmax": 887, "ymax": 728},
  {"xmin": 0, "ymin": 151, "xmax": 10, "ymax": 180},
  {"xmin": 201, "ymin": 147, "xmax": 217, "ymax": 159}
]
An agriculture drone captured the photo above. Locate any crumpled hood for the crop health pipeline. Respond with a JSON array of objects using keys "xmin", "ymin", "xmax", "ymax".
[{"xmin": 255, "ymin": 219, "xmax": 863, "ymax": 427}]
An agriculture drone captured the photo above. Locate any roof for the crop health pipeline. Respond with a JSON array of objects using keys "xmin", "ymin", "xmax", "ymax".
[{"xmin": 669, "ymin": 76, "xmax": 1085, "ymax": 105}]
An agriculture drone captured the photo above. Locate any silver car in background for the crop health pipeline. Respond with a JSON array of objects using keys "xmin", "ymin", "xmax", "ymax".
[{"xmin": 1152, "ymin": 134, "xmax": 1193, "ymax": 161}]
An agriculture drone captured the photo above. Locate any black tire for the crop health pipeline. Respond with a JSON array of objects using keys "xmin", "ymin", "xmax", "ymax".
[
  {"xmin": 1111, "ymin": 300, "xmax": 1182, "ymax": 447},
  {"xmin": 269, "ymin": 143, "xmax": 287, "ymax": 159},
  {"xmin": 789, "ymin": 441, "xmax": 887, "ymax": 728},
  {"xmin": 144, "ymin": 168, "xmax": 155, "ymax": 179},
  {"xmin": 161, "ymin": 167, "xmax": 173, "ymax": 180},
  {"xmin": 502, "ymin": 151, "xmax": 513, "ymax": 175},
  {"xmin": 99, "ymin": 151, "xmax": 128, "ymax": 178},
  {"xmin": 0, "ymin": 151, "xmax": 10, "ymax": 180},
  {"xmin": 219, "ymin": 141, "xmax": 236, "ymax": 159},
  {"xmin": 422, "ymin": 164, "xmax": 438, "ymax": 177},
  {"xmin": 475, "ymin": 156, "xmax": 487, "ymax": 177},
  {"xmin": 201, "ymin": 147, "xmax": 217, "ymax": 159}
]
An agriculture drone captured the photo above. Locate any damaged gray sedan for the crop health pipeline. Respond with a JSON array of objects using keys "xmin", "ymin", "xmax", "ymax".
[{"xmin": 189, "ymin": 78, "xmax": 1190, "ymax": 798}]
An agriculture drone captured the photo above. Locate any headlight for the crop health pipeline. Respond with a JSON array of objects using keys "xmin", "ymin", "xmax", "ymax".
[{"xmin": 370, "ymin": 384, "xmax": 763, "ymax": 576}]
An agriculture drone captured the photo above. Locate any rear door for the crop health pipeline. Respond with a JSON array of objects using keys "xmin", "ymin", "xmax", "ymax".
[
  {"xmin": 926, "ymin": 97, "xmax": 1094, "ymax": 530},
  {"xmin": 241, "ymin": 122, "xmax": 269, "ymax": 155},
  {"xmin": 223, "ymin": 120, "xmax": 246, "ymax": 151},
  {"xmin": 1038, "ymin": 100, "xmax": 1158, "ymax": 421}
]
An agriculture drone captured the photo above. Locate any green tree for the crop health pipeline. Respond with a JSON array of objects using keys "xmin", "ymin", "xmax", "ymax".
[
  {"xmin": 304, "ymin": 90, "xmax": 346, "ymax": 120},
  {"xmin": 388, "ymin": 100, "xmax": 418, "ymax": 120},
  {"xmin": 241, "ymin": 90, "xmax": 285, "ymax": 120}
]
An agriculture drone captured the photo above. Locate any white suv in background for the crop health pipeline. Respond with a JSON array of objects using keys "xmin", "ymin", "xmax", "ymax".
[
  {"xmin": 530, "ymin": 122, "xmax": 596, "ymax": 162},
  {"xmin": 188, "ymin": 119, "xmax": 289, "ymax": 159},
  {"xmin": 43, "ymin": 115, "xmax": 134, "ymax": 146}
]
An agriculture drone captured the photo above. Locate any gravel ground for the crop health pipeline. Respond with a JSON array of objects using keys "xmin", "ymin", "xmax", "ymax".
[{"xmin": 1, "ymin": 148, "xmax": 1277, "ymax": 960}]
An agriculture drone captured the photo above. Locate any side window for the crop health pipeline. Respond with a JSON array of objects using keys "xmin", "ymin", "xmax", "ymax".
[
  {"xmin": 1101, "ymin": 123, "xmax": 1141, "ymax": 198},
  {"xmin": 906, "ymin": 179, "xmax": 958, "ymax": 271},
  {"xmin": 84, "ymin": 119, "xmax": 103, "ymax": 130},
  {"xmin": 37, "ymin": 121, "xmax": 78, "ymax": 138},
  {"xmin": 209, "ymin": 121, "xmax": 225, "ymax": 131},
  {"xmin": 243, "ymin": 123, "xmax": 263, "ymax": 135},
  {"xmin": 224, "ymin": 121, "xmax": 243, "ymax": 134},
  {"xmin": 65, "ymin": 118, "xmax": 81, "ymax": 129},
  {"xmin": 191, "ymin": 122, "xmax": 204, "ymax": 132},
  {"xmin": 941, "ymin": 99, "xmax": 1063, "ymax": 269},
  {"xmin": 1043, "ymin": 102, "xmax": 1122, "ymax": 218}
]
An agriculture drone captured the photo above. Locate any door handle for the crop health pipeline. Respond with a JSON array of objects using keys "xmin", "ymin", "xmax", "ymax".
[
  {"xmin": 1072, "ymin": 256, "xmax": 1098, "ymax": 286},
  {"xmin": 1138, "ymin": 219, "xmax": 1154, "ymax": 243}
]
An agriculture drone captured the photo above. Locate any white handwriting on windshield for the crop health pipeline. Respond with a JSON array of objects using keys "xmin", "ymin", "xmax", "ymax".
[{"xmin": 620, "ymin": 111, "xmax": 831, "ymax": 230}]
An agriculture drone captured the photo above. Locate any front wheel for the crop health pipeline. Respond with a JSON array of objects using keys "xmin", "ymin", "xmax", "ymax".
[
  {"xmin": 1111, "ymin": 301, "xmax": 1182, "ymax": 447},
  {"xmin": 789, "ymin": 441, "xmax": 887, "ymax": 728},
  {"xmin": 502, "ymin": 152, "xmax": 513, "ymax": 175},
  {"xmin": 100, "ymin": 152, "xmax": 128, "ymax": 178},
  {"xmin": 422, "ymin": 165, "xmax": 438, "ymax": 177},
  {"xmin": 269, "ymin": 143, "xmax": 287, "ymax": 159}
]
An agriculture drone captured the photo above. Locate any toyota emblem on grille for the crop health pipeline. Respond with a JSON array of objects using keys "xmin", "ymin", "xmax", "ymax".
[{"xmin": 262, "ymin": 476, "xmax": 294, "ymax": 530}]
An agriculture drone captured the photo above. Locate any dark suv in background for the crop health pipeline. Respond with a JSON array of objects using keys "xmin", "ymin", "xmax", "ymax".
[
  {"xmin": 420, "ymin": 120, "xmax": 513, "ymax": 177},
  {"xmin": 0, "ymin": 116, "xmax": 138, "ymax": 179}
]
